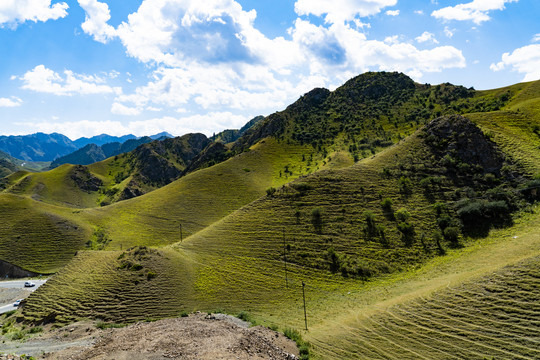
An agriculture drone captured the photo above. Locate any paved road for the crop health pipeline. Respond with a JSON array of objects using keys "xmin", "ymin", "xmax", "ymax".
[
  {"xmin": 0, "ymin": 303, "xmax": 17, "ymax": 314},
  {"xmin": 0, "ymin": 279, "xmax": 47, "ymax": 289},
  {"xmin": 0, "ymin": 279, "xmax": 47, "ymax": 314}
]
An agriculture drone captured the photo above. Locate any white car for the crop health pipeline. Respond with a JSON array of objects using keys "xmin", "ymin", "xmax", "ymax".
[
  {"xmin": 24, "ymin": 281, "xmax": 35, "ymax": 287},
  {"xmin": 13, "ymin": 299, "xmax": 23, "ymax": 307}
]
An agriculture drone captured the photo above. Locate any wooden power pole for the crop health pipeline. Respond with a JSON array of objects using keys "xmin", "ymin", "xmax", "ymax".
[
  {"xmin": 302, "ymin": 281, "xmax": 308, "ymax": 331},
  {"xmin": 283, "ymin": 229, "xmax": 288, "ymax": 288}
]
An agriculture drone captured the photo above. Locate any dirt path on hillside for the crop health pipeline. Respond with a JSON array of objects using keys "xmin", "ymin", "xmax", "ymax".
[{"xmin": 2, "ymin": 313, "xmax": 299, "ymax": 360}]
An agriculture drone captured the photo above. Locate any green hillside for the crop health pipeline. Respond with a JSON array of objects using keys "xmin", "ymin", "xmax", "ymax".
[
  {"xmin": 21, "ymin": 114, "xmax": 534, "ymax": 318},
  {"xmin": 4, "ymin": 73, "xmax": 540, "ymax": 359},
  {"xmin": 0, "ymin": 194, "xmax": 92, "ymax": 273},
  {"xmin": 0, "ymin": 133, "xmax": 212, "ymax": 208},
  {"xmin": 0, "ymin": 164, "xmax": 103, "ymax": 208},
  {"xmin": 78, "ymin": 138, "xmax": 332, "ymax": 249},
  {"xmin": 0, "ymin": 150, "xmax": 50, "ymax": 176}
]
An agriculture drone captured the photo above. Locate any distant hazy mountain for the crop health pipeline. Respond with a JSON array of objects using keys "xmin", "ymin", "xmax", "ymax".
[
  {"xmin": 0, "ymin": 133, "xmax": 77, "ymax": 162},
  {"xmin": 149, "ymin": 132, "xmax": 174, "ymax": 140},
  {"xmin": 73, "ymin": 134, "xmax": 138, "ymax": 148},
  {"xmin": 50, "ymin": 137, "xmax": 155, "ymax": 168},
  {"xmin": 0, "ymin": 132, "xmax": 175, "ymax": 162}
]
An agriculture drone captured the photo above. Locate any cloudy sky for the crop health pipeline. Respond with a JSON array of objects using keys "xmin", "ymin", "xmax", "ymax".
[{"xmin": 0, "ymin": 0, "xmax": 539, "ymax": 140}]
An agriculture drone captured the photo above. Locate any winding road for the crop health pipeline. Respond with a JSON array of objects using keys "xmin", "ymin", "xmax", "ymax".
[{"xmin": 0, "ymin": 279, "xmax": 47, "ymax": 314}]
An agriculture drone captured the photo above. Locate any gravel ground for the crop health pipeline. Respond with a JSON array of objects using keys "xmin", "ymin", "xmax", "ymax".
[
  {"xmin": 0, "ymin": 288, "xmax": 29, "ymax": 306},
  {"xmin": 1, "ymin": 313, "xmax": 299, "ymax": 360}
]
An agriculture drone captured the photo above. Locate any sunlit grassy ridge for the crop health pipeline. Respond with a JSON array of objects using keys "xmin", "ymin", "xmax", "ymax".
[
  {"xmin": 467, "ymin": 80, "xmax": 540, "ymax": 176},
  {"xmin": 75, "ymin": 138, "xmax": 334, "ymax": 249},
  {"xmin": 0, "ymin": 194, "xmax": 92, "ymax": 273},
  {"xmin": 1, "ymin": 164, "xmax": 102, "ymax": 208},
  {"xmin": 23, "ymin": 248, "xmax": 194, "ymax": 324},
  {"xmin": 337, "ymin": 258, "xmax": 540, "ymax": 360}
]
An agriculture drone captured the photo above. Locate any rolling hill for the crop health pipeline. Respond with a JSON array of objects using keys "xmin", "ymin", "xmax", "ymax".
[{"xmin": 2, "ymin": 72, "xmax": 540, "ymax": 359}]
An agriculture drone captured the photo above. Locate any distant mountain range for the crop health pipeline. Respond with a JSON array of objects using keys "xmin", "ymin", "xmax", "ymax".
[
  {"xmin": 50, "ymin": 136, "xmax": 156, "ymax": 168},
  {"xmin": 0, "ymin": 132, "xmax": 174, "ymax": 162}
]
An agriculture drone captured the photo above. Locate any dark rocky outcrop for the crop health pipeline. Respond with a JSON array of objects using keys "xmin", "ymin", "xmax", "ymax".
[
  {"xmin": 0, "ymin": 259, "xmax": 39, "ymax": 278},
  {"xmin": 69, "ymin": 165, "xmax": 103, "ymax": 192},
  {"xmin": 423, "ymin": 115, "xmax": 507, "ymax": 175}
]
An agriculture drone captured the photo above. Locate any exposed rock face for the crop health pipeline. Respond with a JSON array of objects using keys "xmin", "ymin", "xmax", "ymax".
[
  {"xmin": 69, "ymin": 165, "xmax": 103, "ymax": 192},
  {"xmin": 116, "ymin": 133, "xmax": 210, "ymax": 200},
  {"xmin": 0, "ymin": 259, "xmax": 39, "ymax": 278},
  {"xmin": 423, "ymin": 115, "xmax": 507, "ymax": 174},
  {"xmin": 184, "ymin": 141, "xmax": 229, "ymax": 174}
]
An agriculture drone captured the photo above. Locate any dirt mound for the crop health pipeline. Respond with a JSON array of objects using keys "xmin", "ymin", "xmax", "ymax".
[{"xmin": 35, "ymin": 313, "xmax": 299, "ymax": 359}]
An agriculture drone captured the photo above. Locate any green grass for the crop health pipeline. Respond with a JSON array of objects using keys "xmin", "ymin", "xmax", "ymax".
[
  {"xmin": 75, "ymin": 138, "xmax": 342, "ymax": 249},
  {"xmin": 0, "ymin": 194, "xmax": 92, "ymax": 273},
  {"xmin": 309, "ymin": 256, "xmax": 540, "ymax": 359},
  {"xmin": 2, "ymin": 164, "xmax": 102, "ymax": 208},
  {"xmin": 20, "ymin": 115, "xmax": 529, "ymax": 317}
]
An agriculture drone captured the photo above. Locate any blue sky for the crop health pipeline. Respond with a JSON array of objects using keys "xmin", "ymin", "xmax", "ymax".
[{"xmin": 0, "ymin": 0, "xmax": 539, "ymax": 140}]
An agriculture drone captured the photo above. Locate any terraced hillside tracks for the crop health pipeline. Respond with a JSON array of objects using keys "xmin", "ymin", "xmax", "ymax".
[{"xmin": 311, "ymin": 258, "xmax": 540, "ymax": 359}]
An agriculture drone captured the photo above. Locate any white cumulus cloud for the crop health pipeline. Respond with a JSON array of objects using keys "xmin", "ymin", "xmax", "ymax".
[
  {"xmin": 0, "ymin": 97, "xmax": 22, "ymax": 107},
  {"xmin": 432, "ymin": 0, "xmax": 518, "ymax": 24},
  {"xmin": 294, "ymin": 0, "xmax": 397, "ymax": 23},
  {"xmin": 111, "ymin": 102, "xmax": 142, "ymax": 116},
  {"xmin": 0, "ymin": 0, "xmax": 68, "ymax": 28},
  {"xmin": 533, "ymin": 34, "xmax": 540, "ymax": 43},
  {"xmin": 416, "ymin": 31, "xmax": 439, "ymax": 44},
  {"xmin": 20, "ymin": 65, "xmax": 122, "ymax": 96},
  {"xmin": 70, "ymin": 0, "xmax": 467, "ymax": 122},
  {"xmin": 386, "ymin": 10, "xmax": 400, "ymax": 16},
  {"xmin": 77, "ymin": 0, "xmax": 117, "ymax": 43},
  {"xmin": 491, "ymin": 44, "xmax": 540, "ymax": 82}
]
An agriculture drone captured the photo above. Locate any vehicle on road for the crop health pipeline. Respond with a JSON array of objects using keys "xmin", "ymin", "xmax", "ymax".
[
  {"xmin": 24, "ymin": 281, "xmax": 35, "ymax": 287},
  {"xmin": 13, "ymin": 299, "xmax": 23, "ymax": 307}
]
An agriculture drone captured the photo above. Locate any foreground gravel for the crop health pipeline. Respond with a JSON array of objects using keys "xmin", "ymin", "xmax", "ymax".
[{"xmin": 2, "ymin": 313, "xmax": 299, "ymax": 360}]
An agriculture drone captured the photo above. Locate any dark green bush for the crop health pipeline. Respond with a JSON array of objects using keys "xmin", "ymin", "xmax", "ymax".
[
  {"xmin": 381, "ymin": 198, "xmax": 393, "ymax": 211},
  {"xmin": 395, "ymin": 208, "xmax": 411, "ymax": 222},
  {"xmin": 443, "ymin": 227, "xmax": 460, "ymax": 247},
  {"xmin": 311, "ymin": 208, "xmax": 323, "ymax": 233},
  {"xmin": 397, "ymin": 222, "xmax": 415, "ymax": 247}
]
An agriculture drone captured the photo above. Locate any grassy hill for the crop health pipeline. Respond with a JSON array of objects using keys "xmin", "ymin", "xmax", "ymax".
[
  {"xmin": 0, "ymin": 133, "xmax": 212, "ymax": 208},
  {"xmin": 0, "ymin": 150, "xmax": 50, "ymax": 176},
  {"xmin": 0, "ymin": 194, "xmax": 92, "ymax": 273},
  {"xmin": 4, "ymin": 73, "xmax": 540, "ymax": 359},
  {"xmin": 20, "ymin": 114, "xmax": 534, "ymax": 315}
]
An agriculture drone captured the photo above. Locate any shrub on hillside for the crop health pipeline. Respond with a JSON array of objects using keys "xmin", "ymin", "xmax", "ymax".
[
  {"xmin": 311, "ymin": 208, "xmax": 323, "ymax": 233},
  {"xmin": 381, "ymin": 198, "xmax": 393, "ymax": 212},
  {"xmin": 443, "ymin": 226, "xmax": 461, "ymax": 248},
  {"xmin": 397, "ymin": 222, "xmax": 415, "ymax": 247},
  {"xmin": 395, "ymin": 208, "xmax": 411, "ymax": 222}
]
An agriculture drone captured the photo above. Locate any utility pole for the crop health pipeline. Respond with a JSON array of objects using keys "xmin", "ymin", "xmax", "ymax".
[
  {"xmin": 283, "ymin": 228, "xmax": 288, "ymax": 288},
  {"xmin": 302, "ymin": 281, "xmax": 308, "ymax": 331}
]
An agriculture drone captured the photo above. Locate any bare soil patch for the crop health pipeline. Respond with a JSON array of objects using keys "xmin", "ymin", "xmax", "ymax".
[{"xmin": 3, "ymin": 313, "xmax": 299, "ymax": 360}]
